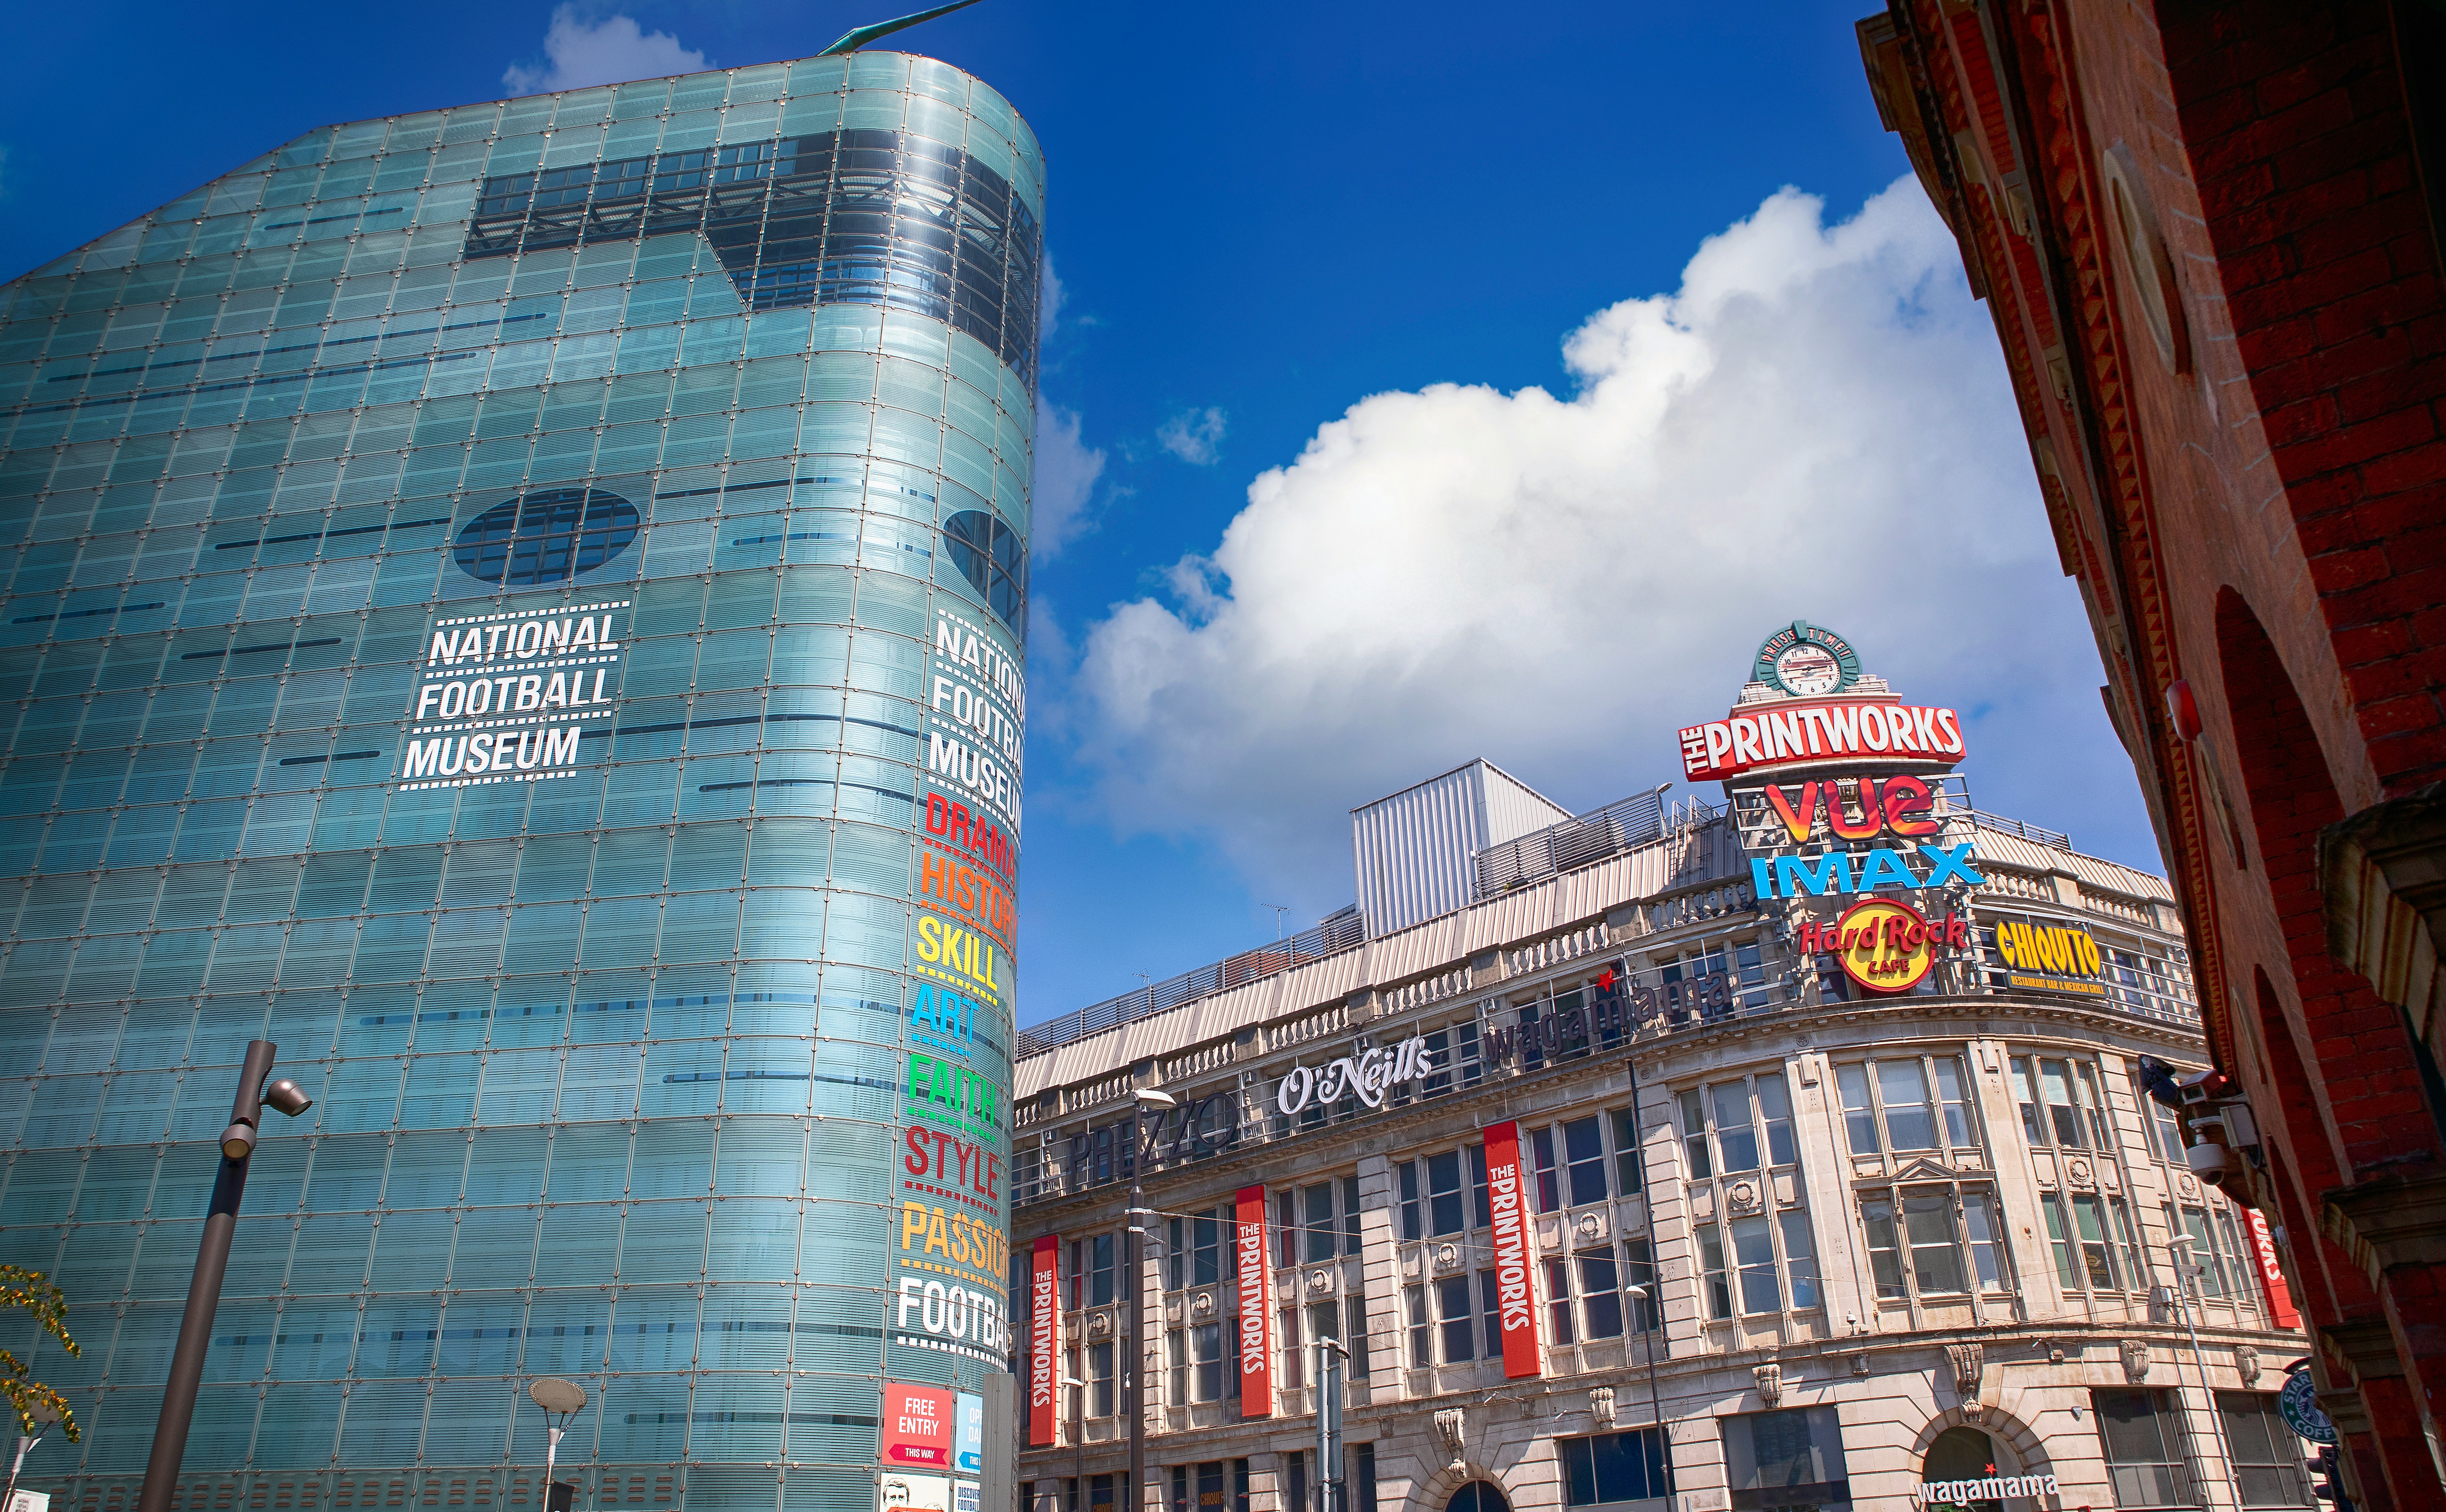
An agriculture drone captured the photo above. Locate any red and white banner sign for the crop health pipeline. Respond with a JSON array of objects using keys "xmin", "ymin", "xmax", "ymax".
[
  {"xmin": 1028, "ymin": 1234, "xmax": 1060, "ymax": 1446},
  {"xmin": 884, "ymin": 1381, "xmax": 956, "ymax": 1467},
  {"xmin": 1235, "ymin": 1184, "xmax": 1274, "ymax": 1415},
  {"xmin": 1480, "ymin": 1122, "xmax": 1543, "ymax": 1380},
  {"xmin": 1678, "ymin": 698, "xmax": 1964, "ymax": 781},
  {"xmin": 2244, "ymin": 1209, "xmax": 2300, "ymax": 1329}
]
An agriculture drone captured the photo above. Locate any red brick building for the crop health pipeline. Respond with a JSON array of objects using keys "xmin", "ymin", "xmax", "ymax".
[{"xmin": 1855, "ymin": 1, "xmax": 2446, "ymax": 1505}]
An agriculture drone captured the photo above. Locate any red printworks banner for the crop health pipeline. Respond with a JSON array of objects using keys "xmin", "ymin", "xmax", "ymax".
[
  {"xmin": 2244, "ymin": 1209, "xmax": 2300, "ymax": 1329},
  {"xmin": 1235, "ymin": 1184, "xmax": 1274, "ymax": 1416},
  {"xmin": 1028, "ymin": 1234, "xmax": 1060, "ymax": 1445},
  {"xmin": 1480, "ymin": 1122, "xmax": 1544, "ymax": 1380}
]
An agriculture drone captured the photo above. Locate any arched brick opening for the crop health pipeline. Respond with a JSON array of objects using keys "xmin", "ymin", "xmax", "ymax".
[{"xmin": 2212, "ymin": 587, "xmax": 2441, "ymax": 1181}]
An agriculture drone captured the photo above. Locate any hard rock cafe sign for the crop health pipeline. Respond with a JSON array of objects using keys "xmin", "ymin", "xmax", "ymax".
[{"xmin": 1798, "ymin": 895, "xmax": 1970, "ymax": 994}]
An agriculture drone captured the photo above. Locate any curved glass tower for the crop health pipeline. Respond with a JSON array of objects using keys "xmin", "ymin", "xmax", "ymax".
[{"xmin": 0, "ymin": 52, "xmax": 1035, "ymax": 1512}]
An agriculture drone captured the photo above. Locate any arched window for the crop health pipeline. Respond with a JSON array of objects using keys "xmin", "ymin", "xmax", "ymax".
[
  {"xmin": 1921, "ymin": 1427, "xmax": 2006, "ymax": 1512},
  {"xmin": 1445, "ymin": 1483, "xmax": 1510, "ymax": 1512}
]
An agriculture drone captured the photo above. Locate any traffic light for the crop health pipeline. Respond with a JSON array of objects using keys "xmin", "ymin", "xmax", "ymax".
[{"xmin": 2308, "ymin": 1446, "xmax": 2353, "ymax": 1512}]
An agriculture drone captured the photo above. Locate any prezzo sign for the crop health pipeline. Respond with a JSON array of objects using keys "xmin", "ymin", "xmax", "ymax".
[
  {"xmin": 1479, "ymin": 1123, "xmax": 1542, "ymax": 1379},
  {"xmin": 1028, "ymin": 1236, "xmax": 1059, "ymax": 1446},
  {"xmin": 1680, "ymin": 698, "xmax": 1965, "ymax": 781},
  {"xmin": 1913, "ymin": 1475, "xmax": 2059, "ymax": 1507},
  {"xmin": 397, "ymin": 600, "xmax": 626, "ymax": 789},
  {"xmin": 1275, "ymin": 1035, "xmax": 1436, "ymax": 1116},
  {"xmin": 1234, "ymin": 1185, "xmax": 1274, "ymax": 1416}
]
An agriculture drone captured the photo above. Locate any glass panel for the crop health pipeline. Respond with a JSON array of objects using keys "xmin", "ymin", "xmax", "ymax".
[
  {"xmin": 1713, "ymin": 1083, "xmax": 1761, "ymax": 1173},
  {"xmin": 1903, "ymin": 1193, "xmax": 1965, "ymax": 1294},
  {"xmin": 1878, "ymin": 1060, "xmax": 1936, "ymax": 1150},
  {"xmin": 1756, "ymin": 1074, "xmax": 1796, "ymax": 1165},
  {"xmin": 1838, "ymin": 1063, "xmax": 1879, "ymax": 1154}
]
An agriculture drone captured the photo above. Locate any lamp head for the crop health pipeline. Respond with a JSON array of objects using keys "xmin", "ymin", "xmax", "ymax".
[
  {"xmin": 1134, "ymin": 1088, "xmax": 1177, "ymax": 1109},
  {"xmin": 1622, "ymin": 1283, "xmax": 1650, "ymax": 1299},
  {"xmin": 263, "ymin": 1078, "xmax": 314, "ymax": 1118},
  {"xmin": 220, "ymin": 1121, "xmax": 258, "ymax": 1160}
]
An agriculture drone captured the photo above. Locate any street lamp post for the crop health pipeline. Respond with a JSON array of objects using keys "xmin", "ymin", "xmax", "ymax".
[
  {"xmin": 1620, "ymin": 1027, "xmax": 1674, "ymax": 1503},
  {"xmin": 1311, "ymin": 1337, "xmax": 1347, "ymax": 1512},
  {"xmin": 528, "ymin": 1378, "xmax": 589, "ymax": 1512},
  {"xmin": 1125, "ymin": 1088, "xmax": 1176, "ymax": 1512},
  {"xmin": 136, "ymin": 1040, "xmax": 313, "ymax": 1512},
  {"xmin": 5, "ymin": 1402, "xmax": 61, "ymax": 1512},
  {"xmin": 2167, "ymin": 1238, "xmax": 2239, "ymax": 1511},
  {"xmin": 1622, "ymin": 1285, "xmax": 1673, "ymax": 1499},
  {"xmin": 1059, "ymin": 1376, "xmax": 1089, "ymax": 1512}
]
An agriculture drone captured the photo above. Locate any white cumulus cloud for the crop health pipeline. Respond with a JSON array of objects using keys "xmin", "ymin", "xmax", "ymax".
[
  {"xmin": 504, "ymin": 6, "xmax": 706, "ymax": 93},
  {"xmin": 1066, "ymin": 179, "xmax": 2123, "ymax": 905},
  {"xmin": 1157, "ymin": 407, "xmax": 1228, "ymax": 466},
  {"xmin": 1033, "ymin": 399, "xmax": 1106, "ymax": 559}
]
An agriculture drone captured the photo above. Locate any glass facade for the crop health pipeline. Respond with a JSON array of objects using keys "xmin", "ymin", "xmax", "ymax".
[{"xmin": 0, "ymin": 50, "xmax": 1037, "ymax": 1512}]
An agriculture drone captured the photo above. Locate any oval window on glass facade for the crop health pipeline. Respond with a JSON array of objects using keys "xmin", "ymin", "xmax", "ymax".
[
  {"xmin": 942, "ymin": 508, "xmax": 1026, "ymax": 632},
  {"xmin": 453, "ymin": 488, "xmax": 640, "ymax": 586}
]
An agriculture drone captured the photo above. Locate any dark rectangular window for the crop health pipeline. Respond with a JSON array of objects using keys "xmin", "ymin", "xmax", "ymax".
[
  {"xmin": 1428, "ymin": 1150, "xmax": 1465, "ymax": 1236},
  {"xmin": 1400, "ymin": 1161, "xmax": 1423, "ymax": 1241},
  {"xmin": 2094, "ymin": 1390, "xmax": 2191, "ymax": 1509},
  {"xmin": 1353, "ymin": 1444, "xmax": 1378, "ymax": 1512},
  {"xmin": 1612, "ymin": 1108, "xmax": 1645, "ymax": 1195},
  {"xmin": 1305, "ymin": 1182, "xmax": 1337, "ymax": 1264},
  {"xmin": 1722, "ymin": 1407, "xmax": 1850, "ymax": 1512},
  {"xmin": 1562, "ymin": 1428, "xmax": 1668, "ymax": 1507},
  {"xmin": 1533, "ymin": 1125, "xmax": 1562, "ymax": 1213},
  {"xmin": 1565, "ymin": 1115, "xmax": 1609, "ymax": 1206},
  {"xmin": 1436, "ymin": 1275, "xmax": 1474, "ymax": 1362},
  {"xmin": 2219, "ymin": 1394, "xmax": 2312, "ymax": 1508}
]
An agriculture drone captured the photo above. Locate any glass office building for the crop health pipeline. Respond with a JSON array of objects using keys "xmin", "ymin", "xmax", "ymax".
[{"xmin": 0, "ymin": 51, "xmax": 1036, "ymax": 1512}]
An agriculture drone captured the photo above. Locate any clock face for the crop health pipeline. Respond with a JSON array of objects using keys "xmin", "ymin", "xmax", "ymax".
[{"xmin": 1774, "ymin": 643, "xmax": 1843, "ymax": 696}]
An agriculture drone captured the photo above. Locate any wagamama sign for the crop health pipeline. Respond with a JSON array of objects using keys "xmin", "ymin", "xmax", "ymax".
[{"xmin": 1913, "ymin": 1475, "xmax": 2060, "ymax": 1507}]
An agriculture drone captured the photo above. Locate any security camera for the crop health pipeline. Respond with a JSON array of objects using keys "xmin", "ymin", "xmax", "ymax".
[{"xmin": 2175, "ymin": 1069, "xmax": 2234, "ymax": 1105}]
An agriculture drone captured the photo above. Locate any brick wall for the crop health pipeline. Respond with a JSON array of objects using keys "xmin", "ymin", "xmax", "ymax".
[{"xmin": 2160, "ymin": 0, "xmax": 2446, "ymax": 798}]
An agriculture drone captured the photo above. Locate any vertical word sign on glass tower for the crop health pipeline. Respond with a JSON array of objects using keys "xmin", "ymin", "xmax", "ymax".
[{"xmin": 0, "ymin": 50, "xmax": 1036, "ymax": 1512}]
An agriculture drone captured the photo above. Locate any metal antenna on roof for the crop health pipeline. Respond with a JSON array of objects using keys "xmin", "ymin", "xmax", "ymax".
[{"xmin": 819, "ymin": 0, "xmax": 987, "ymax": 55}]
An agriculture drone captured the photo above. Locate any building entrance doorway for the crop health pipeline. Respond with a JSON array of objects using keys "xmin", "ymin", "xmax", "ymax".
[
  {"xmin": 1445, "ymin": 1483, "xmax": 1511, "ymax": 1512},
  {"xmin": 1921, "ymin": 1427, "xmax": 2018, "ymax": 1512}
]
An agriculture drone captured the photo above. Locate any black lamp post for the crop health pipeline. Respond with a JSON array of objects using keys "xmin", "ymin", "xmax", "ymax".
[
  {"xmin": 135, "ymin": 1040, "xmax": 313, "ymax": 1512},
  {"xmin": 1124, "ymin": 1088, "xmax": 1175, "ymax": 1512}
]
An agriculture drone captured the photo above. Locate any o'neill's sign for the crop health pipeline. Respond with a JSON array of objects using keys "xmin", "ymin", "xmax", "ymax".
[{"xmin": 1914, "ymin": 1473, "xmax": 2060, "ymax": 1508}]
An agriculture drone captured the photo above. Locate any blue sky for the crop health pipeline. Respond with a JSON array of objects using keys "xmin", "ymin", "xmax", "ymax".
[{"xmin": 1, "ymin": 1, "xmax": 2163, "ymax": 1025}]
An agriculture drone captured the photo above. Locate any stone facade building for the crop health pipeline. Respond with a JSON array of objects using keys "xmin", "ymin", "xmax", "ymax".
[{"xmin": 1006, "ymin": 640, "xmax": 2310, "ymax": 1512}]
